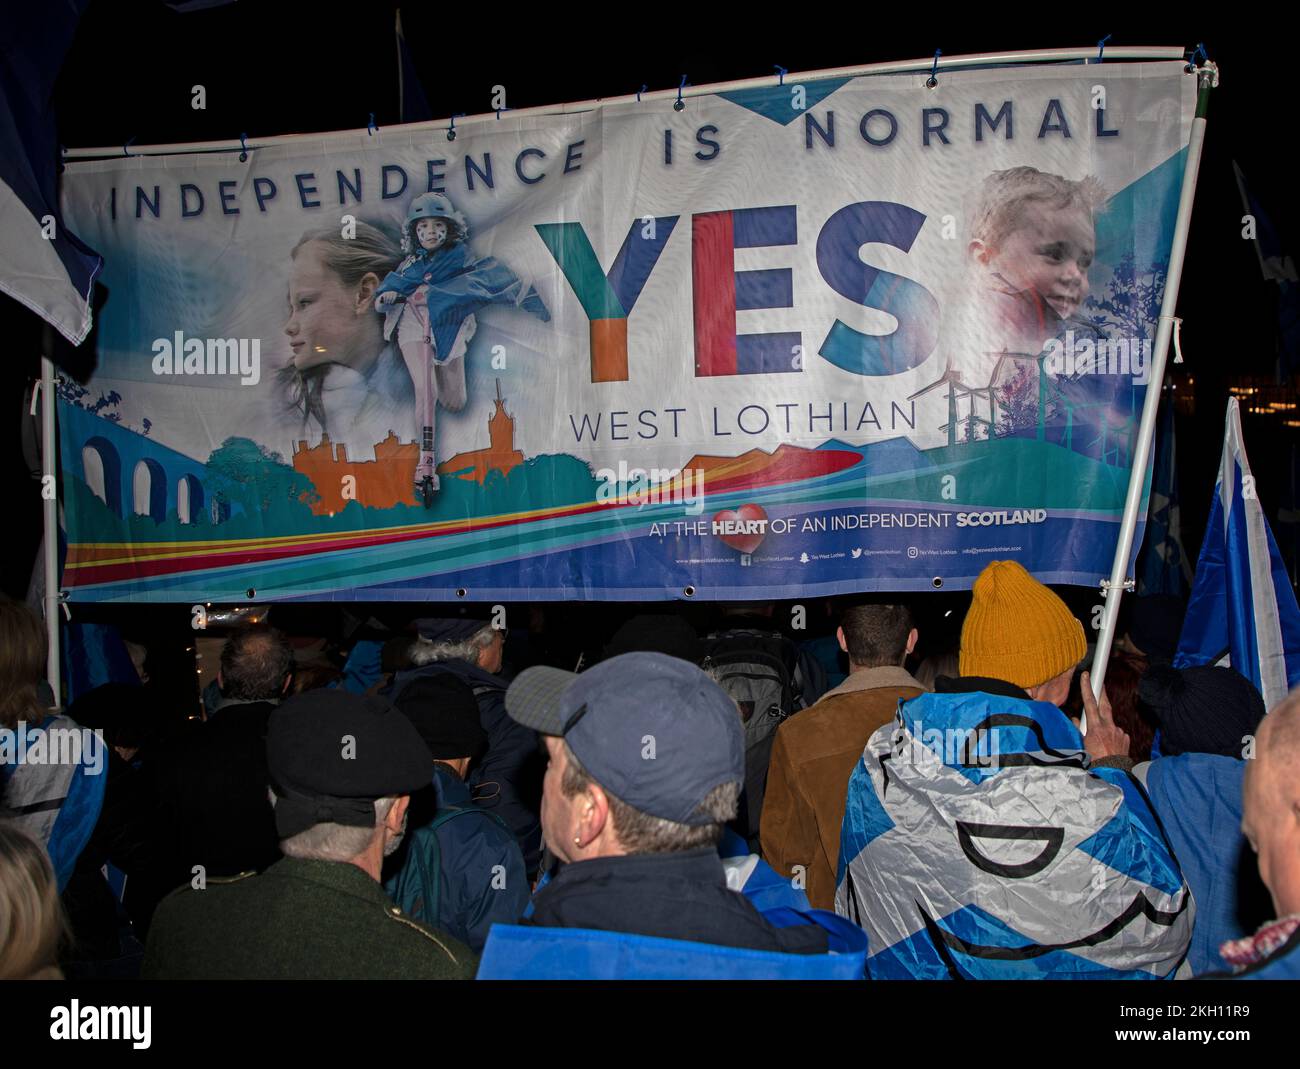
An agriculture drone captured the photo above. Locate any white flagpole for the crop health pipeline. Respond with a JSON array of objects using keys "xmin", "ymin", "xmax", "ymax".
[
  {"xmin": 1087, "ymin": 64, "xmax": 1219, "ymax": 725},
  {"xmin": 40, "ymin": 348, "xmax": 62, "ymax": 708}
]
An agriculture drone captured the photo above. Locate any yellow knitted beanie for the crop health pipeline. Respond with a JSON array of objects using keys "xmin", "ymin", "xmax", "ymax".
[{"xmin": 959, "ymin": 560, "xmax": 1086, "ymax": 689}]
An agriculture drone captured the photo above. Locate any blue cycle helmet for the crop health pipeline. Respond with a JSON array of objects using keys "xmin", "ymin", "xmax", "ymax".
[{"xmin": 402, "ymin": 193, "xmax": 467, "ymax": 253}]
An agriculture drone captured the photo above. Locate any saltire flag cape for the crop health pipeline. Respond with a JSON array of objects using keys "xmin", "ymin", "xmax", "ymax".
[
  {"xmin": 0, "ymin": 2, "xmax": 102, "ymax": 344},
  {"xmin": 835, "ymin": 692, "xmax": 1193, "ymax": 979},
  {"xmin": 1176, "ymin": 399, "xmax": 1300, "ymax": 710},
  {"xmin": 376, "ymin": 242, "xmax": 549, "ymax": 361}
]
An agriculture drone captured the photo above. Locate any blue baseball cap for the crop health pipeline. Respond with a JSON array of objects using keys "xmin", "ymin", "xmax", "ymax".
[{"xmin": 504, "ymin": 651, "xmax": 743, "ymax": 826}]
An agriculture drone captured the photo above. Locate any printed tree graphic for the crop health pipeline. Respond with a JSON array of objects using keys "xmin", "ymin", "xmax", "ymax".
[
  {"xmin": 206, "ymin": 437, "xmax": 320, "ymax": 515},
  {"xmin": 1081, "ymin": 253, "xmax": 1168, "ymax": 342},
  {"xmin": 995, "ymin": 370, "xmax": 1040, "ymax": 437}
]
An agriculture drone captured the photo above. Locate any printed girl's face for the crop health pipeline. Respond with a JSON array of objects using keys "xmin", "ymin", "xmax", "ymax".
[
  {"xmin": 977, "ymin": 201, "xmax": 1095, "ymax": 320},
  {"xmin": 415, "ymin": 217, "xmax": 448, "ymax": 251},
  {"xmin": 283, "ymin": 241, "xmax": 378, "ymax": 371}
]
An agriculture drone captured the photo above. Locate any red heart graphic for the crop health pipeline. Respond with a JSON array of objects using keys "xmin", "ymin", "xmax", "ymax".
[{"xmin": 713, "ymin": 504, "xmax": 769, "ymax": 554}]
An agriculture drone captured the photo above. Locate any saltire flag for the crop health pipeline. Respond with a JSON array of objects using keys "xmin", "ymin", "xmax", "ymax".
[
  {"xmin": 835, "ymin": 693, "xmax": 1192, "ymax": 979},
  {"xmin": 1232, "ymin": 161, "xmax": 1300, "ymax": 381},
  {"xmin": 0, "ymin": 3, "xmax": 102, "ymax": 344},
  {"xmin": 1138, "ymin": 391, "xmax": 1193, "ymax": 597},
  {"xmin": 396, "ymin": 9, "xmax": 432, "ymax": 124},
  {"xmin": 1176, "ymin": 399, "xmax": 1300, "ymax": 710},
  {"xmin": 1280, "ymin": 443, "xmax": 1300, "ymax": 587}
]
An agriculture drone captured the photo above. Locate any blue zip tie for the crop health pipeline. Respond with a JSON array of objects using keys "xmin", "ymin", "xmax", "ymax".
[
  {"xmin": 775, "ymin": 64, "xmax": 787, "ymax": 86},
  {"xmin": 238, "ymin": 132, "xmax": 248, "ymax": 162},
  {"xmin": 367, "ymin": 113, "xmax": 377, "ymax": 136},
  {"xmin": 123, "ymin": 136, "xmax": 135, "ymax": 158},
  {"xmin": 496, "ymin": 107, "xmax": 508, "ymax": 120},
  {"xmin": 636, "ymin": 84, "xmax": 647, "ymax": 102},
  {"xmin": 1186, "ymin": 42, "xmax": 1208, "ymax": 72},
  {"xmin": 1097, "ymin": 34, "xmax": 1111, "ymax": 63},
  {"xmin": 926, "ymin": 49, "xmax": 942, "ymax": 89},
  {"xmin": 674, "ymin": 75, "xmax": 688, "ymax": 111},
  {"xmin": 447, "ymin": 113, "xmax": 465, "ymax": 141}
]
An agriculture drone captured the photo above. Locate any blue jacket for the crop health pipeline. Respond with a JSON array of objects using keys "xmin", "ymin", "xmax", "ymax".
[
  {"xmin": 375, "ymin": 243, "xmax": 548, "ymax": 362},
  {"xmin": 384, "ymin": 764, "xmax": 529, "ymax": 952},
  {"xmin": 1142, "ymin": 754, "xmax": 1256, "ymax": 975},
  {"xmin": 478, "ymin": 910, "xmax": 867, "ymax": 979},
  {"xmin": 385, "ymin": 661, "xmax": 543, "ymax": 874}
]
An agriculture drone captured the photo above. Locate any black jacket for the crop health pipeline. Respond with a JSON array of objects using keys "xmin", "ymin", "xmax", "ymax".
[
  {"xmin": 529, "ymin": 848, "xmax": 828, "ymax": 954},
  {"xmin": 153, "ymin": 699, "xmax": 282, "ymax": 884}
]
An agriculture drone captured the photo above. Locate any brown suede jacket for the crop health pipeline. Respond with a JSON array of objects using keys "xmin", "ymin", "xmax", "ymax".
[{"xmin": 759, "ymin": 665, "xmax": 926, "ymax": 911}]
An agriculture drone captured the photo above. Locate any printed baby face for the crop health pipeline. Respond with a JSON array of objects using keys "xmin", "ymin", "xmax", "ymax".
[
  {"xmin": 416, "ymin": 218, "xmax": 449, "ymax": 251},
  {"xmin": 983, "ymin": 201, "xmax": 1095, "ymax": 320}
]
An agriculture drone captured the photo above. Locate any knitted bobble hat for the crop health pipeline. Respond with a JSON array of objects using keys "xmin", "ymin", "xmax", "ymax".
[
  {"xmin": 1138, "ymin": 663, "xmax": 1265, "ymax": 758},
  {"xmin": 959, "ymin": 560, "xmax": 1086, "ymax": 690}
]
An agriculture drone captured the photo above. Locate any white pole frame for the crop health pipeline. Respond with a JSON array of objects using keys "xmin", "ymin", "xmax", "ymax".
[
  {"xmin": 40, "ymin": 352, "xmax": 61, "ymax": 707},
  {"xmin": 62, "ymin": 46, "xmax": 1186, "ymax": 161},
  {"xmin": 1087, "ymin": 64, "xmax": 1219, "ymax": 723}
]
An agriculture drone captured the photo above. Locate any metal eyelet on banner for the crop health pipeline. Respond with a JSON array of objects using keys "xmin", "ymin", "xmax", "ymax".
[
  {"xmin": 245, "ymin": 588, "xmax": 256, "ymax": 598},
  {"xmin": 925, "ymin": 49, "xmax": 942, "ymax": 89},
  {"xmin": 238, "ymin": 133, "xmax": 248, "ymax": 163},
  {"xmin": 455, "ymin": 588, "xmax": 468, "ymax": 598},
  {"xmin": 931, "ymin": 576, "xmax": 944, "ymax": 589},
  {"xmin": 683, "ymin": 586, "xmax": 696, "ymax": 598}
]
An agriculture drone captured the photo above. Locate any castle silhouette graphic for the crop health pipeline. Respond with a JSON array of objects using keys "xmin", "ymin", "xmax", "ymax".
[{"xmin": 292, "ymin": 380, "xmax": 525, "ymax": 515}]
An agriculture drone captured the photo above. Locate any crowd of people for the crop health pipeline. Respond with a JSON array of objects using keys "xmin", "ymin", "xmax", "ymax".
[{"xmin": 1, "ymin": 560, "xmax": 1296, "ymax": 980}]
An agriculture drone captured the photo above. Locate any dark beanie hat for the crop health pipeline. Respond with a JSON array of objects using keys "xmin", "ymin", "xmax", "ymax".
[
  {"xmin": 267, "ymin": 690, "xmax": 432, "ymax": 838},
  {"xmin": 393, "ymin": 673, "xmax": 488, "ymax": 762},
  {"xmin": 1127, "ymin": 595, "xmax": 1187, "ymax": 664},
  {"xmin": 602, "ymin": 614, "xmax": 701, "ymax": 664},
  {"xmin": 1138, "ymin": 663, "xmax": 1265, "ymax": 758}
]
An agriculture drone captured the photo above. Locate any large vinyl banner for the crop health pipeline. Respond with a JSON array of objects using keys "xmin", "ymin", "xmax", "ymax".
[{"xmin": 58, "ymin": 61, "xmax": 1195, "ymax": 602}]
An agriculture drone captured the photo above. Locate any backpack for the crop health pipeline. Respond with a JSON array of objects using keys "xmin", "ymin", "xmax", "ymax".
[
  {"xmin": 385, "ymin": 804, "xmax": 519, "ymax": 949},
  {"xmin": 699, "ymin": 629, "xmax": 819, "ymax": 845}
]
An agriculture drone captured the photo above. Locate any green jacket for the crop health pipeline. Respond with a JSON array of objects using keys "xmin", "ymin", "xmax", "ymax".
[{"xmin": 142, "ymin": 856, "xmax": 477, "ymax": 979}]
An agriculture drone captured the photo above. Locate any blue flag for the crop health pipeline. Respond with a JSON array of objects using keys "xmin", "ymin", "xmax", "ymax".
[
  {"xmin": 395, "ymin": 10, "xmax": 432, "ymax": 124},
  {"xmin": 0, "ymin": 3, "xmax": 103, "ymax": 343},
  {"xmin": 1138, "ymin": 392, "xmax": 1192, "ymax": 597},
  {"xmin": 1233, "ymin": 161, "xmax": 1300, "ymax": 381},
  {"xmin": 1176, "ymin": 399, "xmax": 1300, "ymax": 710}
]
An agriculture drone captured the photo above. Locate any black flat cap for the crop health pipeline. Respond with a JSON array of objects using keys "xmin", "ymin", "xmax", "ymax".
[{"xmin": 267, "ymin": 690, "xmax": 432, "ymax": 838}]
